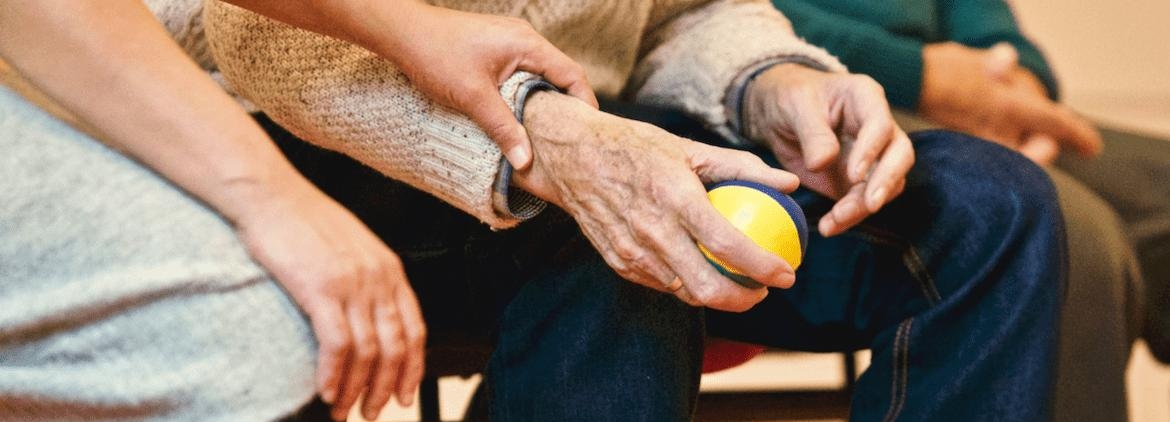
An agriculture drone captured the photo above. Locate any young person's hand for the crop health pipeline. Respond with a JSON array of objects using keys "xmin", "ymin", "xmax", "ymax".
[
  {"xmin": 743, "ymin": 64, "xmax": 915, "ymax": 237},
  {"xmin": 225, "ymin": 0, "xmax": 598, "ymax": 170},
  {"xmin": 920, "ymin": 42, "xmax": 1101, "ymax": 165},
  {"xmin": 228, "ymin": 181, "xmax": 425, "ymax": 422},
  {"xmin": 513, "ymin": 91, "xmax": 800, "ymax": 312},
  {"xmin": 371, "ymin": 5, "xmax": 598, "ymax": 170}
]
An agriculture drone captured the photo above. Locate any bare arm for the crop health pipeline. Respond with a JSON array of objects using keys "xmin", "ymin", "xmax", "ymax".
[{"xmin": 0, "ymin": 2, "xmax": 424, "ymax": 420}]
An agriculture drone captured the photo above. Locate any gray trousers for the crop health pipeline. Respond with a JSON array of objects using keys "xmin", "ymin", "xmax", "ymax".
[{"xmin": 0, "ymin": 86, "xmax": 318, "ymax": 421}]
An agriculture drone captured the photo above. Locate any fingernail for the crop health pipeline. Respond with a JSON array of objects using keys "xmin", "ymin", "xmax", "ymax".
[
  {"xmin": 505, "ymin": 145, "xmax": 531, "ymax": 170},
  {"xmin": 868, "ymin": 187, "xmax": 889, "ymax": 210},
  {"xmin": 322, "ymin": 388, "xmax": 336, "ymax": 404},
  {"xmin": 777, "ymin": 271, "xmax": 796, "ymax": 288}
]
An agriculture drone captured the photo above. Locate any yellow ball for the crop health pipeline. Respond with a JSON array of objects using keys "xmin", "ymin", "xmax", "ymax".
[{"xmin": 700, "ymin": 181, "xmax": 807, "ymax": 288}]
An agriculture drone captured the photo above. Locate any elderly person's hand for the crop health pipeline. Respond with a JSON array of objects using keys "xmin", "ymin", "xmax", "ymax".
[
  {"xmin": 512, "ymin": 91, "xmax": 800, "ymax": 312},
  {"xmin": 920, "ymin": 41, "xmax": 1102, "ymax": 165},
  {"xmin": 743, "ymin": 64, "xmax": 915, "ymax": 237},
  {"xmin": 225, "ymin": 0, "xmax": 597, "ymax": 170}
]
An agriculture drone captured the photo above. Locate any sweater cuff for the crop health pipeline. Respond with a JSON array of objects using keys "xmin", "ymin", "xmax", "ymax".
[
  {"xmin": 722, "ymin": 57, "xmax": 837, "ymax": 147},
  {"xmin": 490, "ymin": 79, "xmax": 557, "ymax": 221}
]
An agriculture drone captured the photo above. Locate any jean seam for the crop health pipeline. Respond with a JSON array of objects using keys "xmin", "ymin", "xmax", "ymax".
[
  {"xmin": 902, "ymin": 246, "xmax": 942, "ymax": 305},
  {"xmin": 881, "ymin": 319, "xmax": 914, "ymax": 422},
  {"xmin": 851, "ymin": 225, "xmax": 942, "ymax": 306}
]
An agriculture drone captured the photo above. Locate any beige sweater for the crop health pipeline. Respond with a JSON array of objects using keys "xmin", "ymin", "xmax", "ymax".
[{"xmin": 204, "ymin": 0, "xmax": 845, "ymax": 228}]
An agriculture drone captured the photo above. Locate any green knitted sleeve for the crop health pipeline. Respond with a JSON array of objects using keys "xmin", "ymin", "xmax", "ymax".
[
  {"xmin": 771, "ymin": 0, "xmax": 927, "ymax": 109},
  {"xmin": 937, "ymin": 0, "xmax": 1060, "ymax": 100}
]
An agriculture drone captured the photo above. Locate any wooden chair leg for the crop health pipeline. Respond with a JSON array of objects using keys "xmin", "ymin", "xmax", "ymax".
[
  {"xmin": 842, "ymin": 351, "xmax": 858, "ymax": 395},
  {"xmin": 419, "ymin": 376, "xmax": 441, "ymax": 422}
]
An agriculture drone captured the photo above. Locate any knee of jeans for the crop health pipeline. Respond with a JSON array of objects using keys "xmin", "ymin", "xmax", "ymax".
[{"xmin": 910, "ymin": 130, "xmax": 1062, "ymax": 230}]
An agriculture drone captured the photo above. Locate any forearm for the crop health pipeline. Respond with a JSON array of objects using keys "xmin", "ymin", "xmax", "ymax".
[{"xmin": 0, "ymin": 0, "xmax": 309, "ymax": 223}]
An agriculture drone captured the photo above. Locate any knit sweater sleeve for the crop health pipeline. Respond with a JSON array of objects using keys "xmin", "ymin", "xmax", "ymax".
[
  {"xmin": 938, "ymin": 0, "xmax": 1059, "ymax": 100},
  {"xmin": 626, "ymin": 0, "xmax": 846, "ymax": 146},
  {"xmin": 202, "ymin": 0, "xmax": 544, "ymax": 229}
]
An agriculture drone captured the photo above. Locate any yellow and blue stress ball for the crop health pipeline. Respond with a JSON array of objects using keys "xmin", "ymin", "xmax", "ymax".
[{"xmin": 701, "ymin": 180, "xmax": 808, "ymax": 289}]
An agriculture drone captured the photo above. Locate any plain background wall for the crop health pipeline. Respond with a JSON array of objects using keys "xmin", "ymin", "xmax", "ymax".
[{"xmin": 1010, "ymin": 0, "xmax": 1170, "ymax": 137}]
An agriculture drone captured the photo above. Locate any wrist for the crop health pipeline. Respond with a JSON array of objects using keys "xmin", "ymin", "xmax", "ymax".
[
  {"xmin": 511, "ymin": 90, "xmax": 603, "ymax": 205},
  {"xmin": 919, "ymin": 43, "xmax": 964, "ymax": 113},
  {"xmin": 741, "ymin": 63, "xmax": 821, "ymax": 141},
  {"xmin": 346, "ymin": 1, "xmax": 436, "ymax": 64}
]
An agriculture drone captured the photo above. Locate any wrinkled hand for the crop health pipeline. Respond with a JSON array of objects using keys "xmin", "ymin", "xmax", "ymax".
[
  {"xmin": 743, "ymin": 63, "xmax": 915, "ymax": 237},
  {"xmin": 364, "ymin": 4, "xmax": 598, "ymax": 170},
  {"xmin": 513, "ymin": 91, "xmax": 800, "ymax": 312},
  {"xmin": 232, "ymin": 183, "xmax": 425, "ymax": 421},
  {"xmin": 920, "ymin": 42, "xmax": 1101, "ymax": 164}
]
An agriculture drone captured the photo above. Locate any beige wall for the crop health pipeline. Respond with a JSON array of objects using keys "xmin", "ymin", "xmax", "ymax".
[{"xmin": 1010, "ymin": 0, "xmax": 1170, "ymax": 136}]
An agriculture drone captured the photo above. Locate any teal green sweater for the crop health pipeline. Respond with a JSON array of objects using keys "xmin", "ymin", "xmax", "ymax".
[{"xmin": 772, "ymin": 0, "xmax": 1058, "ymax": 109}]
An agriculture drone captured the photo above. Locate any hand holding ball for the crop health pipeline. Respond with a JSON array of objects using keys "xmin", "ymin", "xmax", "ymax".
[{"xmin": 700, "ymin": 181, "xmax": 808, "ymax": 289}]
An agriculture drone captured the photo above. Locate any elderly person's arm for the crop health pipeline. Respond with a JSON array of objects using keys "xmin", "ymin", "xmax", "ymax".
[
  {"xmin": 219, "ymin": 0, "xmax": 596, "ymax": 170},
  {"xmin": 206, "ymin": 1, "xmax": 804, "ymax": 314},
  {"xmin": 627, "ymin": 0, "xmax": 914, "ymax": 237}
]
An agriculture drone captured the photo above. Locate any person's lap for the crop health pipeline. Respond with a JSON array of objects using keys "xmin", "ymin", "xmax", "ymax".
[
  {"xmin": 0, "ymin": 86, "xmax": 317, "ymax": 421},
  {"xmin": 1057, "ymin": 129, "xmax": 1170, "ymax": 362}
]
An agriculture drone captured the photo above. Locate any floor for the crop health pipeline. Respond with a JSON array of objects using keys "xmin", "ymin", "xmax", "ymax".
[{"xmin": 359, "ymin": 341, "xmax": 1169, "ymax": 421}]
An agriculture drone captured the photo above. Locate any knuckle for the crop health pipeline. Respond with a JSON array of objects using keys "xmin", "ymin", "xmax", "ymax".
[
  {"xmin": 354, "ymin": 335, "xmax": 377, "ymax": 359},
  {"xmin": 383, "ymin": 345, "xmax": 405, "ymax": 363},
  {"xmin": 687, "ymin": 281, "xmax": 720, "ymax": 306},
  {"xmin": 408, "ymin": 330, "xmax": 427, "ymax": 350}
]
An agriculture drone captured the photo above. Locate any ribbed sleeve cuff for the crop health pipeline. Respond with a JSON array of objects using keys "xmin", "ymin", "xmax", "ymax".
[
  {"xmin": 490, "ymin": 78, "xmax": 556, "ymax": 222},
  {"xmin": 722, "ymin": 57, "xmax": 838, "ymax": 147}
]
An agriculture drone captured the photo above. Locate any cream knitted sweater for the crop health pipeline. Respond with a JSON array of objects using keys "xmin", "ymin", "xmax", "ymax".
[{"xmin": 203, "ymin": 0, "xmax": 845, "ymax": 228}]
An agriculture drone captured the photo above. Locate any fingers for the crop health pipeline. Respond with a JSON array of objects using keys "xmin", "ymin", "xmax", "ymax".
[
  {"xmin": 862, "ymin": 129, "xmax": 915, "ymax": 212},
  {"xmin": 847, "ymin": 105, "xmax": 897, "ymax": 184},
  {"xmin": 687, "ymin": 142, "xmax": 800, "ymax": 193},
  {"xmin": 361, "ymin": 300, "xmax": 403, "ymax": 421},
  {"xmin": 985, "ymin": 42, "xmax": 1020, "ymax": 80},
  {"xmin": 464, "ymin": 87, "xmax": 534, "ymax": 170},
  {"xmin": 1009, "ymin": 96, "xmax": 1103, "ymax": 157},
  {"xmin": 818, "ymin": 182, "xmax": 870, "ymax": 237},
  {"xmin": 790, "ymin": 111, "xmax": 841, "ymax": 172},
  {"xmin": 1018, "ymin": 133, "xmax": 1061, "ymax": 165},
  {"xmin": 651, "ymin": 210, "xmax": 770, "ymax": 312},
  {"xmin": 310, "ymin": 301, "xmax": 351, "ymax": 407},
  {"xmin": 393, "ymin": 286, "xmax": 427, "ymax": 407},
  {"xmin": 677, "ymin": 196, "xmax": 796, "ymax": 289},
  {"xmin": 333, "ymin": 300, "xmax": 378, "ymax": 421},
  {"xmin": 522, "ymin": 41, "xmax": 598, "ymax": 108}
]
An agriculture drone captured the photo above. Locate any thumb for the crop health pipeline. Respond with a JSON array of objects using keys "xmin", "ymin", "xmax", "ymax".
[
  {"xmin": 466, "ymin": 88, "xmax": 534, "ymax": 170},
  {"xmin": 985, "ymin": 42, "xmax": 1019, "ymax": 81}
]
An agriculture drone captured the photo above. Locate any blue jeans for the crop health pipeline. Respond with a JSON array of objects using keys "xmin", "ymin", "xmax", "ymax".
[{"xmin": 261, "ymin": 104, "xmax": 1065, "ymax": 421}]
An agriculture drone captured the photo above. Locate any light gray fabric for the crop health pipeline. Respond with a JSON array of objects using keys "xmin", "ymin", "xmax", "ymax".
[{"xmin": 0, "ymin": 85, "xmax": 317, "ymax": 422}]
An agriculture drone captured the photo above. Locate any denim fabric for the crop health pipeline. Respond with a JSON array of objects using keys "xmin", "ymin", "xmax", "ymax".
[
  {"xmin": 599, "ymin": 102, "xmax": 1066, "ymax": 421},
  {"xmin": 706, "ymin": 133, "xmax": 1066, "ymax": 421},
  {"xmin": 260, "ymin": 104, "xmax": 1065, "ymax": 421},
  {"xmin": 260, "ymin": 115, "xmax": 703, "ymax": 422}
]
